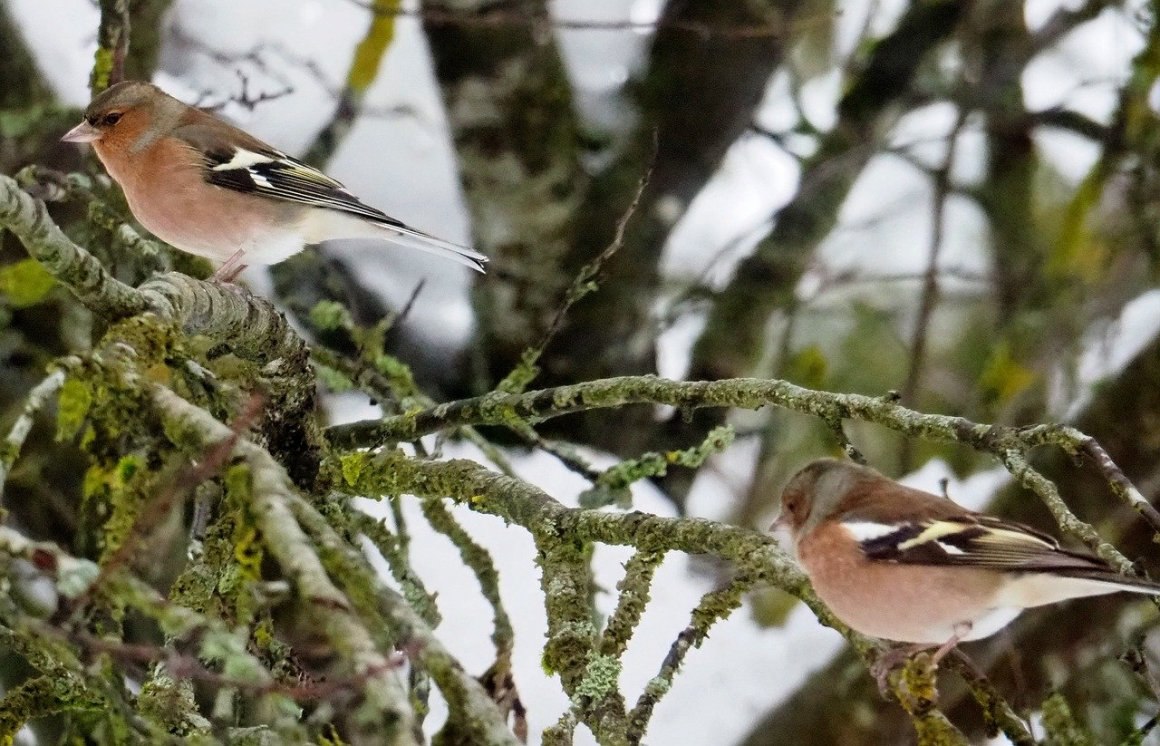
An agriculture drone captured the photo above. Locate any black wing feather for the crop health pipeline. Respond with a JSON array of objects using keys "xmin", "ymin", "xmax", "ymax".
[
  {"xmin": 857, "ymin": 515, "xmax": 1114, "ymax": 573},
  {"xmin": 199, "ymin": 145, "xmax": 408, "ymax": 230}
]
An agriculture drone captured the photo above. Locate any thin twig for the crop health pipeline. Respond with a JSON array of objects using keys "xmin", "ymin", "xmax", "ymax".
[
  {"xmin": 0, "ymin": 369, "xmax": 66, "ymax": 506},
  {"xmin": 626, "ymin": 572, "xmax": 757, "ymax": 743},
  {"xmin": 899, "ymin": 108, "xmax": 969, "ymax": 469},
  {"xmin": 352, "ymin": 511, "xmax": 441, "ymax": 627},
  {"xmin": 328, "ymin": 376, "xmax": 1153, "ymax": 572},
  {"xmin": 420, "ymin": 500, "xmax": 513, "ymax": 656},
  {"xmin": 497, "ymin": 160, "xmax": 654, "ymax": 394},
  {"xmin": 944, "ymin": 651, "xmax": 1036, "ymax": 745}
]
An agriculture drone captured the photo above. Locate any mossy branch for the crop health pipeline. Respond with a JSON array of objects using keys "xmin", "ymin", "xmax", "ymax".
[
  {"xmin": 328, "ymin": 375, "xmax": 1151, "ymax": 571},
  {"xmin": 287, "ymin": 492, "xmax": 521, "ymax": 745},
  {"xmin": 0, "ymin": 368, "xmax": 65, "ymax": 505},
  {"xmin": 332, "ymin": 449, "xmax": 970, "ymax": 742},
  {"xmin": 420, "ymin": 499, "xmax": 513, "ymax": 656},
  {"xmin": 152, "ymin": 384, "xmax": 419, "ymax": 744},
  {"xmin": 0, "ymin": 172, "xmax": 145, "ymax": 317},
  {"xmin": 0, "ymin": 173, "xmax": 307, "ymax": 366}
]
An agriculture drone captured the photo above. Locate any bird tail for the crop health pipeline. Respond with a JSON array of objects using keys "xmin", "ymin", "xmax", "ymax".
[
  {"xmin": 306, "ymin": 211, "xmax": 487, "ymax": 272},
  {"xmin": 997, "ymin": 568, "xmax": 1160, "ymax": 609},
  {"xmin": 376, "ymin": 222, "xmax": 488, "ymax": 273},
  {"xmin": 1054, "ymin": 568, "xmax": 1160, "ymax": 595}
]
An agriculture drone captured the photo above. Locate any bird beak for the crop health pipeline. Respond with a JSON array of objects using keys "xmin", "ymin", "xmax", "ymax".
[{"xmin": 61, "ymin": 120, "xmax": 102, "ymax": 143}]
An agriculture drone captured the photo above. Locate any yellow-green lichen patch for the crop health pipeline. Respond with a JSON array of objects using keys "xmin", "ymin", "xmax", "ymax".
[
  {"xmin": 574, "ymin": 652, "xmax": 621, "ymax": 701},
  {"xmin": 0, "ymin": 259, "xmax": 56, "ymax": 308}
]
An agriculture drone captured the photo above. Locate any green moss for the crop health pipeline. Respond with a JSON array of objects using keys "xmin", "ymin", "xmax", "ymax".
[
  {"xmin": 897, "ymin": 653, "xmax": 939, "ymax": 713},
  {"xmin": 340, "ymin": 452, "xmax": 370, "ymax": 488},
  {"xmin": 579, "ymin": 426, "xmax": 734, "ymax": 508},
  {"xmin": 80, "ymin": 452, "xmax": 161, "ymax": 560},
  {"xmin": 89, "ymin": 47, "xmax": 115, "ymax": 93},
  {"xmin": 1042, "ymin": 691, "xmax": 1093, "ymax": 746},
  {"xmin": 0, "ymin": 674, "xmax": 106, "ymax": 741},
  {"xmin": 168, "ymin": 499, "xmax": 241, "ymax": 621},
  {"xmin": 308, "ymin": 300, "xmax": 353, "ymax": 332},
  {"xmin": 536, "ymin": 535, "xmax": 597, "ymax": 691},
  {"xmin": 55, "ymin": 376, "xmax": 93, "ymax": 441},
  {"xmin": 0, "ymin": 258, "xmax": 55, "ymax": 308},
  {"xmin": 138, "ymin": 675, "xmax": 205, "ymax": 736},
  {"xmin": 315, "ymin": 363, "xmax": 354, "ymax": 393},
  {"xmin": 374, "ymin": 354, "xmax": 418, "ymax": 392}
]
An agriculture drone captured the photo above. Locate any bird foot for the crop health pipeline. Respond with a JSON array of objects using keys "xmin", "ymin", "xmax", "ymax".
[
  {"xmin": 871, "ymin": 624, "xmax": 971, "ymax": 700},
  {"xmin": 871, "ymin": 644, "xmax": 929, "ymax": 697}
]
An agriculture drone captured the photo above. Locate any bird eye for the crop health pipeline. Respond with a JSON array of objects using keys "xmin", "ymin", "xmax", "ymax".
[{"xmin": 101, "ymin": 112, "xmax": 123, "ymax": 127}]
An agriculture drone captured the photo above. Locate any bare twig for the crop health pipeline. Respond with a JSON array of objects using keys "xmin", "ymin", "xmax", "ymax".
[
  {"xmin": 497, "ymin": 162, "xmax": 654, "ymax": 395},
  {"xmin": 898, "ymin": 108, "xmax": 969, "ymax": 469},
  {"xmin": 0, "ymin": 369, "xmax": 66, "ymax": 505}
]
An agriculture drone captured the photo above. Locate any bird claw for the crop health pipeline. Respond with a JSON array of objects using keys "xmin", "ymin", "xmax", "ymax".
[
  {"xmin": 871, "ymin": 645, "xmax": 922, "ymax": 697},
  {"xmin": 873, "ymin": 665, "xmax": 895, "ymax": 699}
]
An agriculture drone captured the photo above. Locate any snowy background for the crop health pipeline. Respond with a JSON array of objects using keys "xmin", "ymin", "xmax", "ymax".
[{"xmin": 9, "ymin": 0, "xmax": 1160, "ymax": 742}]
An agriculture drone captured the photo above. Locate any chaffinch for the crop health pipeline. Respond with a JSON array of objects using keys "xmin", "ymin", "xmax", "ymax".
[
  {"xmin": 773, "ymin": 458, "xmax": 1160, "ymax": 662},
  {"xmin": 61, "ymin": 81, "xmax": 486, "ymax": 281}
]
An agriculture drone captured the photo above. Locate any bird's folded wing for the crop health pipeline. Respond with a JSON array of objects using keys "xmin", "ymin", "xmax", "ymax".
[
  {"xmin": 847, "ymin": 515, "xmax": 1113, "ymax": 573},
  {"xmin": 177, "ymin": 126, "xmax": 409, "ymax": 229}
]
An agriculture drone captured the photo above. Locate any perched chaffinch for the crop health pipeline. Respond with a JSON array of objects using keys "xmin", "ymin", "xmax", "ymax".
[
  {"xmin": 773, "ymin": 458, "xmax": 1160, "ymax": 660},
  {"xmin": 61, "ymin": 81, "xmax": 486, "ymax": 280}
]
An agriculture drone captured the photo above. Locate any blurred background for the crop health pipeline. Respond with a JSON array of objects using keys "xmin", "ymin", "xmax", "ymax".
[{"xmin": 3, "ymin": 0, "xmax": 1160, "ymax": 743}]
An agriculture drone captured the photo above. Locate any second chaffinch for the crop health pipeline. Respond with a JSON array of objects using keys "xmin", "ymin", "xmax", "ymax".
[
  {"xmin": 61, "ymin": 81, "xmax": 486, "ymax": 281},
  {"xmin": 774, "ymin": 458, "xmax": 1160, "ymax": 659}
]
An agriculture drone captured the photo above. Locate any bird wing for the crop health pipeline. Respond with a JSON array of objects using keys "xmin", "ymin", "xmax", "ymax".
[
  {"xmin": 849, "ymin": 514, "xmax": 1113, "ymax": 573},
  {"xmin": 174, "ymin": 124, "xmax": 409, "ymax": 229}
]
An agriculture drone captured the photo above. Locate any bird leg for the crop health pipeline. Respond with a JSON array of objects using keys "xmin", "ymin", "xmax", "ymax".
[
  {"xmin": 212, "ymin": 249, "xmax": 248, "ymax": 283},
  {"xmin": 931, "ymin": 621, "xmax": 972, "ymax": 665}
]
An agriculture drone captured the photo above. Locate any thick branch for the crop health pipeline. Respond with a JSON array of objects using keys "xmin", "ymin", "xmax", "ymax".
[
  {"xmin": 0, "ymin": 173, "xmax": 146, "ymax": 317},
  {"xmin": 0, "ymin": 174, "xmax": 308, "ymax": 366},
  {"xmin": 151, "ymin": 385, "xmax": 418, "ymax": 744}
]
